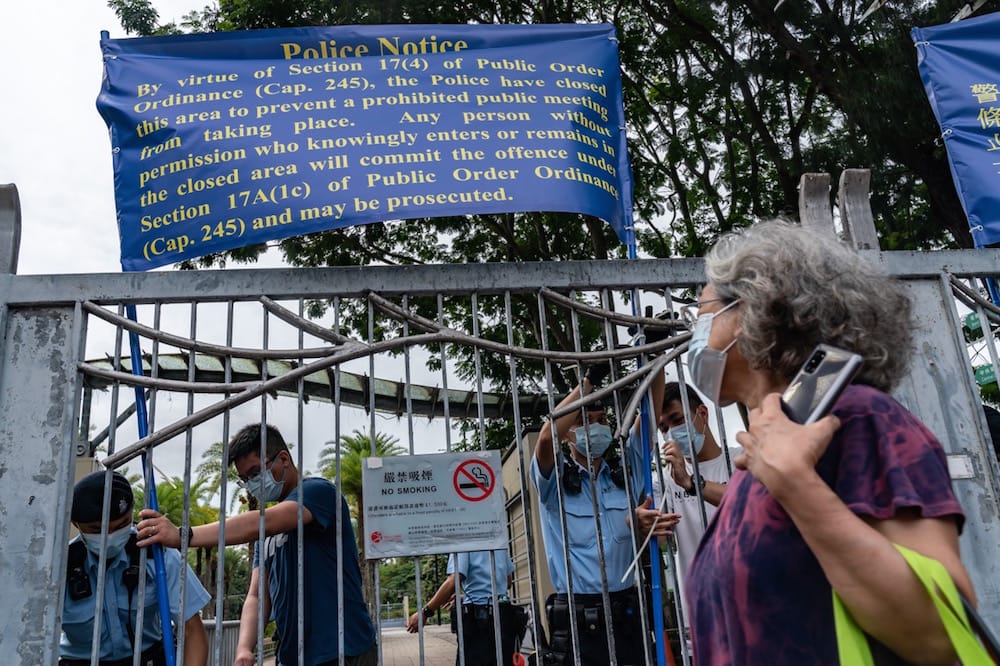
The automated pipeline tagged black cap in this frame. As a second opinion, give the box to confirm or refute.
[72,471,133,523]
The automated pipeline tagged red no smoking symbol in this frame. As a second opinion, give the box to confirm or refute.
[453,460,495,502]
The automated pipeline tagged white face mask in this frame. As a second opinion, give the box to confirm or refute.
[668,420,706,458]
[80,523,132,559]
[573,422,613,459]
[687,300,740,406]
[246,457,286,504]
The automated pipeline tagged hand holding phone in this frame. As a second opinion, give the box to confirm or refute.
[781,345,862,425]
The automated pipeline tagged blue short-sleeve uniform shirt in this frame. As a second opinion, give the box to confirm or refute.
[448,549,515,605]
[60,530,211,661]
[531,428,647,594]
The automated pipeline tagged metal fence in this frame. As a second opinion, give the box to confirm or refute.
[2,173,1000,666]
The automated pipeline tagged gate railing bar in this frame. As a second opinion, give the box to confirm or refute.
[83,301,349,359]
[951,276,1000,322]
[504,289,546,661]
[540,288,686,332]
[261,295,354,344]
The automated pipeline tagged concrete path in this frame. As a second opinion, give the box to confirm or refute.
[259,624,457,665]
[380,624,457,666]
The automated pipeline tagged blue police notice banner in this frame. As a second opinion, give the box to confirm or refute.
[97,24,633,271]
[913,11,1000,248]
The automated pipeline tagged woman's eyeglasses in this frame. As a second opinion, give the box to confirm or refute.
[679,297,730,328]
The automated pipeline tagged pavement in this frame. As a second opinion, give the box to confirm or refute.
[380,624,457,665]
[259,624,457,665]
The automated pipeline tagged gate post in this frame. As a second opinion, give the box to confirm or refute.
[0,305,85,664]
[838,169,881,250]
[0,178,83,663]
[798,173,833,233]
[0,183,22,274]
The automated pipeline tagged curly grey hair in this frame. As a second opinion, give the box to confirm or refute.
[705,220,912,392]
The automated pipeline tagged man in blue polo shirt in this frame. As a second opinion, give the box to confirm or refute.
[60,471,209,666]
[406,548,521,665]
[532,365,671,666]
[137,424,376,666]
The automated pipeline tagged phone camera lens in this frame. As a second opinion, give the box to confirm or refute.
[806,351,825,372]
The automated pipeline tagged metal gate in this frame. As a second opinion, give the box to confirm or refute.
[1,173,999,666]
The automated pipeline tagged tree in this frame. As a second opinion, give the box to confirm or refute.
[317,430,406,616]
[378,554,450,622]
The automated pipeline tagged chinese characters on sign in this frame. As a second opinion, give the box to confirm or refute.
[913,11,1000,247]
[361,450,505,559]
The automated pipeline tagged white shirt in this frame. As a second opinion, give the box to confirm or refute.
[651,446,742,624]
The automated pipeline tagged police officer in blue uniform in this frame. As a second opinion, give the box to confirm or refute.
[532,365,671,665]
[60,471,210,666]
[406,548,523,665]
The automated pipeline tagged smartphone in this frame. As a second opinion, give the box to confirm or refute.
[781,344,863,424]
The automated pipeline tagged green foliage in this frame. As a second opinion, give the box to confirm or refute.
[379,554,450,606]
[981,382,999,406]
[454,418,516,453]
[318,429,406,505]
[131,473,219,526]
[187,545,252,620]
[107,0,160,35]
[196,440,252,512]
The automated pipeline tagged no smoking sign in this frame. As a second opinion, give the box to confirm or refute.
[362,450,505,557]
[453,459,495,502]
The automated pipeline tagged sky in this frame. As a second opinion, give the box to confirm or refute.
[0,0,220,275]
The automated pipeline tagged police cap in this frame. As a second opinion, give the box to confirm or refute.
[72,471,133,523]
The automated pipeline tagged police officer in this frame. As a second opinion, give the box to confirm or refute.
[406,548,523,665]
[532,365,675,666]
[60,471,210,666]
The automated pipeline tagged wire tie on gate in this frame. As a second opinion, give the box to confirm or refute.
[621,490,674,583]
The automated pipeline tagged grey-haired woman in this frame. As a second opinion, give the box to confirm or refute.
[684,220,974,665]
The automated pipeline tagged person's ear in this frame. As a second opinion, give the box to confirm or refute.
[695,404,709,427]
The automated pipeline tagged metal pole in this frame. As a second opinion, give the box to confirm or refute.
[625,225,667,666]
[124,303,177,666]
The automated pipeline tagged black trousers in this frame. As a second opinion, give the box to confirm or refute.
[457,602,521,666]
[59,641,166,666]
[544,588,645,666]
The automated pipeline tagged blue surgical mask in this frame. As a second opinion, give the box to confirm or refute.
[573,423,613,459]
[247,458,286,504]
[668,423,706,459]
[80,523,133,559]
[687,300,740,406]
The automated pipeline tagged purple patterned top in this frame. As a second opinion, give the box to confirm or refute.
[686,384,964,665]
